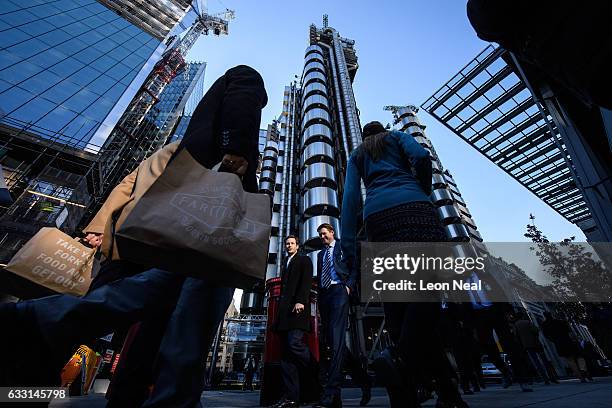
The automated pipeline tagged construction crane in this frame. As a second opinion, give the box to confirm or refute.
[79,1,235,226]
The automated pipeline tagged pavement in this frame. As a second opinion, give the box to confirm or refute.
[49,377,612,407]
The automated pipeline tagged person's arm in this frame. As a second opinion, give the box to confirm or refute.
[340,155,361,263]
[340,155,361,293]
[219,65,268,160]
[394,131,432,195]
[294,256,313,308]
[83,168,137,238]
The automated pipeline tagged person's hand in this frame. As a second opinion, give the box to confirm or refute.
[292,303,305,314]
[221,154,248,176]
[84,232,103,248]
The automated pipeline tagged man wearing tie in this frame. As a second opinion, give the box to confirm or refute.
[273,235,313,408]
[315,223,357,408]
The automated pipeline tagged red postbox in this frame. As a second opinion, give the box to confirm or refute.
[260,277,320,406]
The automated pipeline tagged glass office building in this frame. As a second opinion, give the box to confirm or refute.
[142,61,206,145]
[166,63,206,144]
[0,0,168,148]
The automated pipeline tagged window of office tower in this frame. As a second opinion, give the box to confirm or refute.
[0,0,160,148]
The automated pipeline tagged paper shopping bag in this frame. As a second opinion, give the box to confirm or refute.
[115,149,271,289]
[6,227,95,296]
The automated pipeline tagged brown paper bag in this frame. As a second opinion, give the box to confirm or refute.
[6,227,95,296]
[115,149,271,289]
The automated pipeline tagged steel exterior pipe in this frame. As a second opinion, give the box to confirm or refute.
[302,82,328,101]
[303,94,330,112]
[303,162,337,189]
[431,188,454,205]
[445,223,470,241]
[302,108,331,129]
[302,123,333,145]
[300,215,341,249]
[302,142,334,166]
[302,186,340,216]
[436,204,461,224]
[303,71,326,86]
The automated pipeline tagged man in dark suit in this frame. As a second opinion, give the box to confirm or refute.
[273,235,313,408]
[315,223,358,408]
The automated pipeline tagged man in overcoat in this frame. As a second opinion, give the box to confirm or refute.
[273,235,313,408]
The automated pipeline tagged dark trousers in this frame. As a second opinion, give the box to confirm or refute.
[279,329,311,401]
[472,306,531,383]
[19,267,234,408]
[383,302,460,407]
[344,344,370,389]
[318,284,349,398]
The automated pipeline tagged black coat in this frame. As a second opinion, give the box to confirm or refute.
[276,254,313,332]
[177,65,268,193]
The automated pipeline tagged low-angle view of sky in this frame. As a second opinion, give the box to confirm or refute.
[186,0,586,308]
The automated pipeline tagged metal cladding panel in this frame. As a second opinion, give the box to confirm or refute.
[302,142,334,165]
[260,169,275,182]
[467,225,483,241]
[413,135,431,147]
[302,108,331,129]
[240,291,262,311]
[305,44,324,56]
[263,149,278,161]
[436,205,461,224]
[406,125,424,136]
[273,191,281,205]
[259,181,275,195]
[305,52,325,65]
[302,163,337,189]
[302,82,328,100]
[431,188,453,205]
[303,123,333,145]
[300,215,341,249]
[432,161,442,174]
[265,141,279,152]
[304,71,327,86]
[269,235,279,254]
[262,159,276,170]
[432,174,447,189]
[304,60,326,75]
[445,223,470,242]
[271,212,280,228]
[303,94,330,112]
[266,263,278,280]
[302,187,339,216]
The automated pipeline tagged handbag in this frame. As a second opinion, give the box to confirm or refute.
[115,149,271,289]
[5,227,96,296]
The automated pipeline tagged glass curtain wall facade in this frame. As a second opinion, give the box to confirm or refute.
[140,61,206,146]
[0,0,163,148]
[420,46,607,240]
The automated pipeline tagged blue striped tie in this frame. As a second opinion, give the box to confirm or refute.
[321,247,333,289]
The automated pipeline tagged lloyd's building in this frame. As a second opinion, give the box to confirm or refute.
[254,18,486,403]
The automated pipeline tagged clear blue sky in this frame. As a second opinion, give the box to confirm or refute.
[186,0,585,244]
